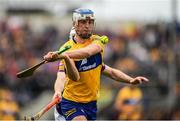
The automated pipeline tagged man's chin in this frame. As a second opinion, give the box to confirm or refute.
[80,34,92,39]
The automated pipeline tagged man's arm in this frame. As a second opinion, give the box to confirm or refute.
[59,53,80,81]
[65,35,108,59]
[44,44,101,60]
[53,57,80,99]
[44,53,80,81]
[53,72,66,100]
[102,64,149,84]
[44,35,106,61]
[65,44,101,59]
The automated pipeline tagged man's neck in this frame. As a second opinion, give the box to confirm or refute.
[74,35,88,44]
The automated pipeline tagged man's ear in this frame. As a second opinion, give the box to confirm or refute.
[73,22,78,32]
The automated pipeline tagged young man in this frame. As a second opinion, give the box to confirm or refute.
[44,8,149,121]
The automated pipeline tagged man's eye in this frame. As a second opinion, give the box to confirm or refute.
[80,20,86,24]
[79,20,94,24]
[89,20,94,24]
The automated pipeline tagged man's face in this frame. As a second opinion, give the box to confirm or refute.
[74,17,95,39]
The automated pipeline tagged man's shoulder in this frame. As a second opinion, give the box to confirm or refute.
[91,34,101,40]
[91,34,109,45]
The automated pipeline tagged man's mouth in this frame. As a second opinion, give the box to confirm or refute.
[84,30,89,32]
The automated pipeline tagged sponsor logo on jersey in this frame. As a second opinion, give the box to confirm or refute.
[80,58,87,66]
[75,53,102,72]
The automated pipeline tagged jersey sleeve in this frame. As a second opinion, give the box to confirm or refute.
[58,60,65,72]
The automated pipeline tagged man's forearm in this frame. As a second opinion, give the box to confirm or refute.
[65,44,101,59]
[103,65,133,84]
[63,56,80,81]
[65,50,90,59]
[54,73,66,93]
[111,68,133,84]
[54,80,64,93]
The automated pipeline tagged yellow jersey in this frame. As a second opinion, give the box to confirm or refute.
[58,35,104,103]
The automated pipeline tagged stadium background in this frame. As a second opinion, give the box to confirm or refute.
[0,0,179,120]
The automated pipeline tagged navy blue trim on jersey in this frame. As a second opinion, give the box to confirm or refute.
[74,53,102,72]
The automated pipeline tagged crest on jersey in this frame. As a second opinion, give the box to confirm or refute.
[80,58,87,66]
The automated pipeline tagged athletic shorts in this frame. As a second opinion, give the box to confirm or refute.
[54,102,65,121]
[54,106,66,121]
[56,102,64,115]
[59,97,97,120]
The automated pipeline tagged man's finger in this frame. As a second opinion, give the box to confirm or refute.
[136,78,142,84]
[44,61,48,63]
[139,80,142,84]
[139,77,149,82]
[44,53,52,60]
[50,54,53,58]
[143,77,149,82]
[130,79,134,83]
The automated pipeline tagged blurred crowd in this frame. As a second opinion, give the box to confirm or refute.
[0,16,180,120]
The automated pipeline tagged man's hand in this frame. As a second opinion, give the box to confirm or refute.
[53,91,62,100]
[129,76,149,85]
[44,52,68,62]
[44,51,59,62]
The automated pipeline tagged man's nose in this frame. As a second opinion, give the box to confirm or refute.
[85,22,90,27]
